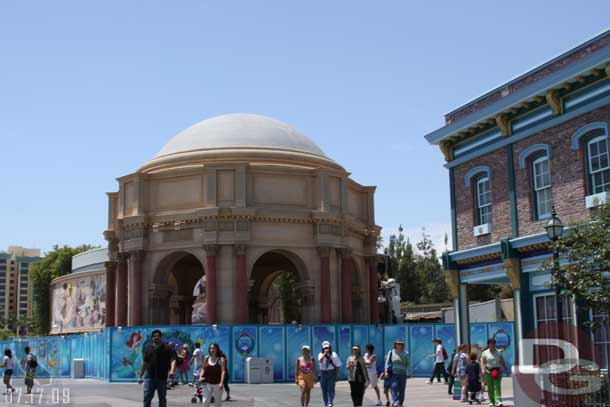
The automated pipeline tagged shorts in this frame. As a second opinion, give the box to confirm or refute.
[383,377,391,391]
[4,369,12,376]
[297,373,314,390]
[367,368,378,387]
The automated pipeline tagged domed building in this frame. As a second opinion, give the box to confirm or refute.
[103,114,380,326]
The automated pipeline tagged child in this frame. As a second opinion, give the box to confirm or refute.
[465,352,482,405]
[378,355,391,407]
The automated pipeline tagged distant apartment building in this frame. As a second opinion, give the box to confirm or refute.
[0,246,41,321]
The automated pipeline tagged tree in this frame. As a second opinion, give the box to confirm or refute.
[544,202,610,320]
[273,272,302,323]
[415,230,451,304]
[31,244,96,335]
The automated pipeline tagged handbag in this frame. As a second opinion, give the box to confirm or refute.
[489,367,500,379]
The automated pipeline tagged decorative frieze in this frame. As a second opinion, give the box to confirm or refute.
[162,229,193,243]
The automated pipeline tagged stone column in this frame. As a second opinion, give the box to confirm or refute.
[234,244,248,323]
[317,247,331,323]
[129,250,145,326]
[339,248,353,323]
[115,253,128,327]
[104,260,117,327]
[367,257,380,324]
[148,284,170,325]
[204,245,218,323]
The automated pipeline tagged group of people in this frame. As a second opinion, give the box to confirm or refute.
[295,338,411,407]
[139,329,230,407]
[0,346,38,396]
[446,338,509,406]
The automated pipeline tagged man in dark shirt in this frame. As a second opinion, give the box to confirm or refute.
[138,329,176,407]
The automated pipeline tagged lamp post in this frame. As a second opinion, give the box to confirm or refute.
[544,207,565,339]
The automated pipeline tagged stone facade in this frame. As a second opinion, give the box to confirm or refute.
[104,114,380,326]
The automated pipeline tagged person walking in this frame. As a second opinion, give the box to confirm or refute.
[199,342,226,407]
[0,349,15,395]
[427,338,448,384]
[219,348,231,401]
[178,344,190,385]
[138,329,177,407]
[384,338,410,407]
[318,341,341,407]
[466,352,482,405]
[364,344,382,406]
[452,344,470,401]
[21,346,37,395]
[447,347,458,396]
[295,345,316,407]
[189,342,203,387]
[480,338,508,407]
[346,345,369,407]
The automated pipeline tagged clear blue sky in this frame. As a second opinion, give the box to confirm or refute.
[1,1,609,253]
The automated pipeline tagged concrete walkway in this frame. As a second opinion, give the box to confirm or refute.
[0,377,514,406]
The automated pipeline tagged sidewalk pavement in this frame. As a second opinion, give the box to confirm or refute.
[0,377,513,406]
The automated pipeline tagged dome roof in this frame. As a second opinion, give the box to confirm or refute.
[156,114,326,158]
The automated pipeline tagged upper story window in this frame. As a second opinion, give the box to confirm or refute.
[572,123,610,203]
[587,135,610,194]
[476,176,492,226]
[464,165,493,231]
[532,156,553,219]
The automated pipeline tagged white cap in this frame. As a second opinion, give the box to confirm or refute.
[302,345,310,351]
[322,341,331,348]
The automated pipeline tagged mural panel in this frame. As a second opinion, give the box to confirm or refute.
[487,322,514,373]
[258,326,285,381]
[232,326,257,383]
[409,325,434,375]
[286,325,311,381]
[51,272,106,333]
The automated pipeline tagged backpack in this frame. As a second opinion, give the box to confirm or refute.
[29,355,38,369]
[442,347,448,361]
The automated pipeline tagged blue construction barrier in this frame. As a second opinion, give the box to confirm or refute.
[0,322,514,382]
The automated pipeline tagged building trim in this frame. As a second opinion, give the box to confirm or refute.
[445,92,610,168]
[464,166,493,187]
[571,121,609,150]
[508,144,519,236]
[449,168,458,251]
[518,144,552,169]
[425,45,610,145]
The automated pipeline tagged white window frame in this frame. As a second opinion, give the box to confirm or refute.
[476,176,492,226]
[587,135,610,194]
[532,156,553,219]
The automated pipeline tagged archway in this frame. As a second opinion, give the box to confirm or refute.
[152,251,205,325]
[249,251,304,324]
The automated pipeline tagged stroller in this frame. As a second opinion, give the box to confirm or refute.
[190,382,204,403]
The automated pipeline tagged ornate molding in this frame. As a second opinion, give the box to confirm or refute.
[337,247,353,258]
[129,250,145,262]
[103,260,117,274]
[203,244,219,256]
[234,244,247,256]
[440,140,454,161]
[503,258,521,289]
[495,113,512,137]
[445,269,459,299]
[546,89,564,116]
[317,246,331,257]
[117,252,129,264]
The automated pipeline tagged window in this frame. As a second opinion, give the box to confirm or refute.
[587,136,610,194]
[534,293,574,364]
[476,176,492,225]
[532,156,553,219]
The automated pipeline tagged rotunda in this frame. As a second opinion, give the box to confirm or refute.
[103,114,380,325]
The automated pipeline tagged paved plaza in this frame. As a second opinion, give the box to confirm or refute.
[0,378,514,406]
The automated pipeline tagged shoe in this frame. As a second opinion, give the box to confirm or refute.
[376,401,382,406]
[475,401,481,405]
[497,404,503,407]
[426,381,432,384]
[469,402,473,406]
[225,395,231,401]
[386,402,390,407]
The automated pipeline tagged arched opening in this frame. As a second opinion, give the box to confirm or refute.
[249,251,304,324]
[152,252,205,325]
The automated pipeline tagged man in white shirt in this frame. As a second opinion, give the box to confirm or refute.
[318,341,342,407]
[189,342,204,387]
[427,338,449,384]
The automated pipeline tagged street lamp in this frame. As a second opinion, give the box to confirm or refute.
[545,207,565,338]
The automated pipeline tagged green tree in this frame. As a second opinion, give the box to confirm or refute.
[415,230,451,304]
[31,244,96,335]
[386,226,420,303]
[544,202,610,320]
[273,272,302,323]
[0,329,14,340]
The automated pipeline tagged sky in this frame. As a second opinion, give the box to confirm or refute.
[1,1,609,254]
